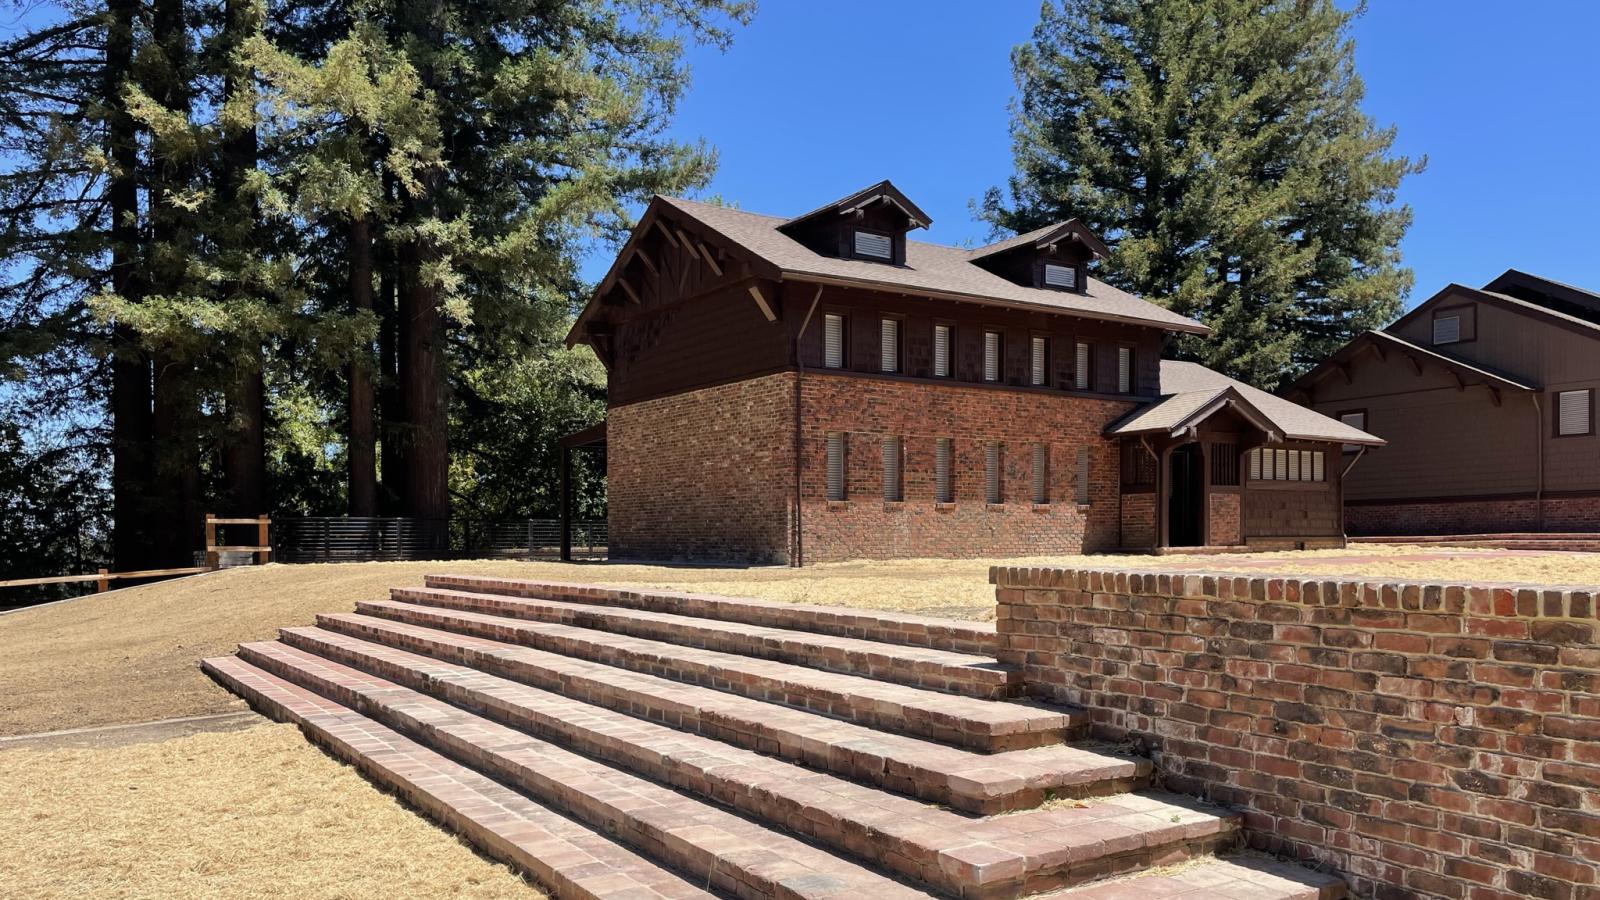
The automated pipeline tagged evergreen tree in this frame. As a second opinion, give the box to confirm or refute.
[982,0,1422,388]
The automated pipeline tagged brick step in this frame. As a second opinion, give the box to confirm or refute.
[424,575,999,654]
[1050,856,1346,899]
[391,585,1017,699]
[286,621,1147,813]
[351,600,1079,752]
[219,646,939,900]
[238,639,1240,899]
[200,656,718,900]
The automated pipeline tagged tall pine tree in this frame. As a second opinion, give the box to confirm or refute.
[982,0,1422,388]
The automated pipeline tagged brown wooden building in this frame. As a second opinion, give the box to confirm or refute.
[1286,270,1600,536]
[569,180,1380,563]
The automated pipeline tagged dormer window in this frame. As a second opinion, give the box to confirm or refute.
[1043,264,1077,290]
[854,231,892,260]
[969,218,1108,292]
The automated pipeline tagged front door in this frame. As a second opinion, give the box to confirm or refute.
[1167,443,1205,547]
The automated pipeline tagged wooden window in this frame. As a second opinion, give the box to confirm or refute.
[825,432,846,501]
[1030,336,1048,386]
[854,231,891,259]
[1121,442,1155,487]
[984,441,1002,503]
[1274,448,1288,480]
[1312,451,1325,482]
[935,438,954,503]
[1117,346,1133,393]
[823,314,845,368]
[880,318,900,373]
[1044,263,1076,290]
[1074,342,1092,390]
[1339,410,1367,454]
[983,331,1002,382]
[1248,448,1262,481]
[1247,447,1326,482]
[1031,444,1049,504]
[932,324,952,377]
[1211,442,1239,486]
[1075,446,1091,504]
[881,437,902,501]
[1557,389,1593,436]
[1432,314,1461,345]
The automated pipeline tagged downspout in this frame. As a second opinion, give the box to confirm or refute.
[1532,393,1545,531]
[791,286,824,567]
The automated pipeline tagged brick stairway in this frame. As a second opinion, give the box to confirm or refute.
[204,575,1346,900]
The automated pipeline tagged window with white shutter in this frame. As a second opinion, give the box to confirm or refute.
[1075,446,1091,504]
[933,324,952,377]
[1558,389,1593,436]
[1030,337,1047,386]
[1074,342,1092,390]
[1031,444,1049,504]
[1248,448,1262,481]
[1247,447,1326,482]
[880,318,899,373]
[983,331,1001,382]
[1312,451,1325,482]
[935,438,954,503]
[1117,346,1133,393]
[1339,411,1367,454]
[882,437,902,501]
[984,441,1002,503]
[1043,264,1077,290]
[823,314,844,368]
[1287,449,1301,481]
[1274,448,1288,480]
[854,231,892,259]
[825,432,846,501]
[1432,314,1461,345]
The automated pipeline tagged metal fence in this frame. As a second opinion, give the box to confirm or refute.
[273,517,606,563]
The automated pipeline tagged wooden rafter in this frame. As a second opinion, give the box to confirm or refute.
[617,278,641,305]
[634,246,658,274]
[653,219,679,248]
[747,284,777,322]
[696,240,724,277]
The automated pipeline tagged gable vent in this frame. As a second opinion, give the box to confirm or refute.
[1432,315,1460,345]
[1044,264,1077,289]
[854,231,892,259]
[1559,390,1592,436]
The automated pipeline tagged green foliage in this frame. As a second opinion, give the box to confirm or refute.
[983,0,1422,388]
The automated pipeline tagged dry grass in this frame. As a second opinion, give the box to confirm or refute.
[4,546,1599,736]
[0,721,540,899]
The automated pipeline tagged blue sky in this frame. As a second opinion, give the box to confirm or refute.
[594,1,1600,311]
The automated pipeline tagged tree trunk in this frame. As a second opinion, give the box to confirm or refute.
[399,216,449,522]
[378,174,404,514]
[107,0,151,571]
[221,372,264,515]
[347,215,377,516]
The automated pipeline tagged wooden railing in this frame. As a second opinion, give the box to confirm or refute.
[1,513,273,598]
[205,514,272,568]
[0,566,209,594]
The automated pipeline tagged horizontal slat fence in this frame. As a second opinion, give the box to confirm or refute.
[273,517,606,563]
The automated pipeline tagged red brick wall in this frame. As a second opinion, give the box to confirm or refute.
[1349,495,1600,536]
[1209,491,1242,546]
[994,566,1600,900]
[1120,492,1155,549]
[795,372,1137,562]
[608,374,795,563]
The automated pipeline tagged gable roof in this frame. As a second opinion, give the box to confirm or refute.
[1389,282,1600,341]
[1283,329,1537,399]
[1110,361,1384,446]
[630,196,1207,335]
[1481,269,1600,321]
[781,179,932,232]
[968,219,1111,262]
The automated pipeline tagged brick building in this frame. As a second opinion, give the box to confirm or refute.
[569,181,1379,563]
[1286,270,1600,536]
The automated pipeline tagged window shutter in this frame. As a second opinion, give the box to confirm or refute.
[1030,337,1047,386]
[1075,446,1091,504]
[1312,451,1325,482]
[880,319,899,373]
[1559,390,1592,436]
[984,441,1002,503]
[1247,449,1260,481]
[1031,444,1048,504]
[823,314,844,368]
[1274,448,1288,480]
[984,332,1001,382]
[1117,346,1132,393]
[933,324,951,377]
[1432,315,1461,345]
[1287,449,1301,481]
[1075,342,1091,390]
[826,433,846,501]
[1044,264,1076,289]
[854,231,891,259]
[882,437,902,501]
[935,438,954,503]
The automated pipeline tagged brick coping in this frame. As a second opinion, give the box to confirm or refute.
[989,565,1598,621]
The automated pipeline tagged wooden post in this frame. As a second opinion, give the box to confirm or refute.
[204,515,219,569]
[559,445,572,562]
[96,568,109,593]
[257,514,271,564]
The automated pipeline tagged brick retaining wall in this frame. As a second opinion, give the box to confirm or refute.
[1348,495,1600,537]
[992,565,1600,900]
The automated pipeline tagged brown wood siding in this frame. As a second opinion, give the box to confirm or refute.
[1244,484,1340,537]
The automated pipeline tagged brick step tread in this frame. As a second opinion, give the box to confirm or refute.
[200,656,717,900]
[392,585,1017,698]
[1049,856,1346,899]
[425,575,998,655]
[217,648,940,900]
[351,600,1079,752]
[304,616,1144,813]
[240,639,1237,899]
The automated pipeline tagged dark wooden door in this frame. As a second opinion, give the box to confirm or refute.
[1168,444,1204,547]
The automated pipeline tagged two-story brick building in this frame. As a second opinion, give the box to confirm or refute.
[569,181,1380,563]
[1286,270,1600,536]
